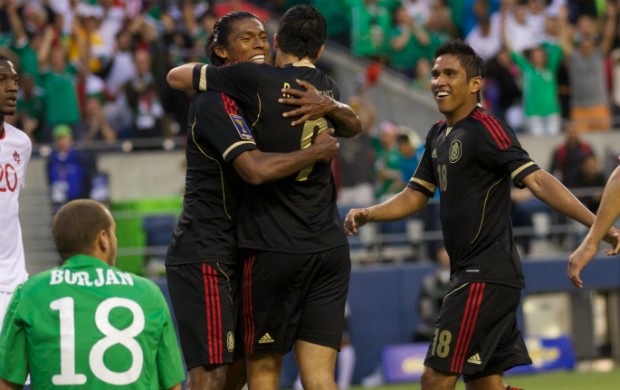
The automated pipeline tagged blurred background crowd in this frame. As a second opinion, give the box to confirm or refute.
[3,0,620,264]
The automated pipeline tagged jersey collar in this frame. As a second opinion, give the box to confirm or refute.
[62,254,109,268]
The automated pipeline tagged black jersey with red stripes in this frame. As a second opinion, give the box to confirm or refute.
[166,91,257,266]
[191,62,347,254]
[409,106,539,288]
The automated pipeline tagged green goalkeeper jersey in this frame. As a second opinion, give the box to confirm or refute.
[0,255,185,389]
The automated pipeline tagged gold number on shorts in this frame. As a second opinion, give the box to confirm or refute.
[295,117,329,182]
[430,328,452,358]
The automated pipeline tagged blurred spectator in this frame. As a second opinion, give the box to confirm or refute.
[560,3,616,132]
[124,49,165,141]
[574,154,607,213]
[448,0,499,38]
[483,48,523,131]
[421,0,455,59]
[348,0,394,60]
[15,73,45,143]
[100,29,136,137]
[77,96,117,144]
[5,0,40,79]
[388,5,430,77]
[404,0,431,26]
[502,0,545,52]
[337,87,377,206]
[373,121,402,200]
[313,0,352,48]
[396,132,420,183]
[466,0,502,61]
[37,27,81,141]
[502,2,563,136]
[47,125,94,213]
[549,121,594,187]
[411,246,450,342]
[411,56,432,91]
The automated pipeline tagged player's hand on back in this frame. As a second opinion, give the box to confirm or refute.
[602,226,620,255]
[279,79,333,126]
[344,208,369,236]
[312,128,339,162]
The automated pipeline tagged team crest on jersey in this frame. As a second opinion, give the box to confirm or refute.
[229,114,253,140]
[13,151,20,165]
[227,331,235,352]
[449,140,462,163]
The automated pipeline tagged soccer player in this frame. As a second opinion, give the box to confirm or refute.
[165,11,341,390]
[167,5,361,390]
[0,199,185,389]
[569,164,620,288]
[0,56,31,333]
[344,40,619,390]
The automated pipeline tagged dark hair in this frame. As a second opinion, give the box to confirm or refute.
[434,39,485,80]
[277,5,326,60]
[52,199,113,261]
[207,11,261,66]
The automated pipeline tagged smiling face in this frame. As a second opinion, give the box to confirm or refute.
[431,54,481,125]
[215,17,270,66]
[0,60,19,118]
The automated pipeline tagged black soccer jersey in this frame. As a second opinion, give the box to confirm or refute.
[192,62,347,253]
[409,106,540,288]
[166,91,257,265]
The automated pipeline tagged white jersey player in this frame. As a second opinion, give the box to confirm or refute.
[0,57,32,331]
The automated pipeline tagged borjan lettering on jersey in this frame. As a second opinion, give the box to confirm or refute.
[49,268,135,287]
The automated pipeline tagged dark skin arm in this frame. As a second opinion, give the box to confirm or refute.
[232,129,339,185]
[0,379,22,390]
[165,66,362,137]
[279,79,362,138]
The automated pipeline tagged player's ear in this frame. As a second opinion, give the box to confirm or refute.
[469,76,483,96]
[95,229,109,254]
[213,44,228,63]
[273,33,279,50]
[315,44,325,61]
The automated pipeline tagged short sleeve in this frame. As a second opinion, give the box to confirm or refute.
[193,92,257,162]
[408,125,438,197]
[192,63,261,108]
[0,286,29,385]
[155,288,185,388]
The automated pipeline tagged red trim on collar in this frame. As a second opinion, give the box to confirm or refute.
[0,126,5,140]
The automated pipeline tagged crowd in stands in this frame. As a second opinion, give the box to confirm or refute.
[2,0,619,261]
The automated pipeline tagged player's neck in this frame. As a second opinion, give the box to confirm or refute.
[444,102,478,126]
[275,52,314,68]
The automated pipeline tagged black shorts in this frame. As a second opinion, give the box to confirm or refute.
[166,262,240,369]
[241,245,351,354]
[424,282,532,382]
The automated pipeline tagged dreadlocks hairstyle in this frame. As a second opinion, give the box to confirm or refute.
[434,39,485,80]
[206,11,262,66]
[276,5,326,60]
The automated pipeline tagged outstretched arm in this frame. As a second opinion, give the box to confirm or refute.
[232,129,339,185]
[166,63,200,91]
[344,187,428,235]
[569,165,620,288]
[279,79,362,138]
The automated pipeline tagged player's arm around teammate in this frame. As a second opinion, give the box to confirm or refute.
[167,68,361,138]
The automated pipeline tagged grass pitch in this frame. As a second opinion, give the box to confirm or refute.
[352,369,620,390]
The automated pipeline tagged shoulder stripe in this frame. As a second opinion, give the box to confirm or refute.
[222,141,255,160]
[486,114,511,148]
[199,65,208,91]
[472,111,510,150]
[510,161,537,179]
[221,93,238,115]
